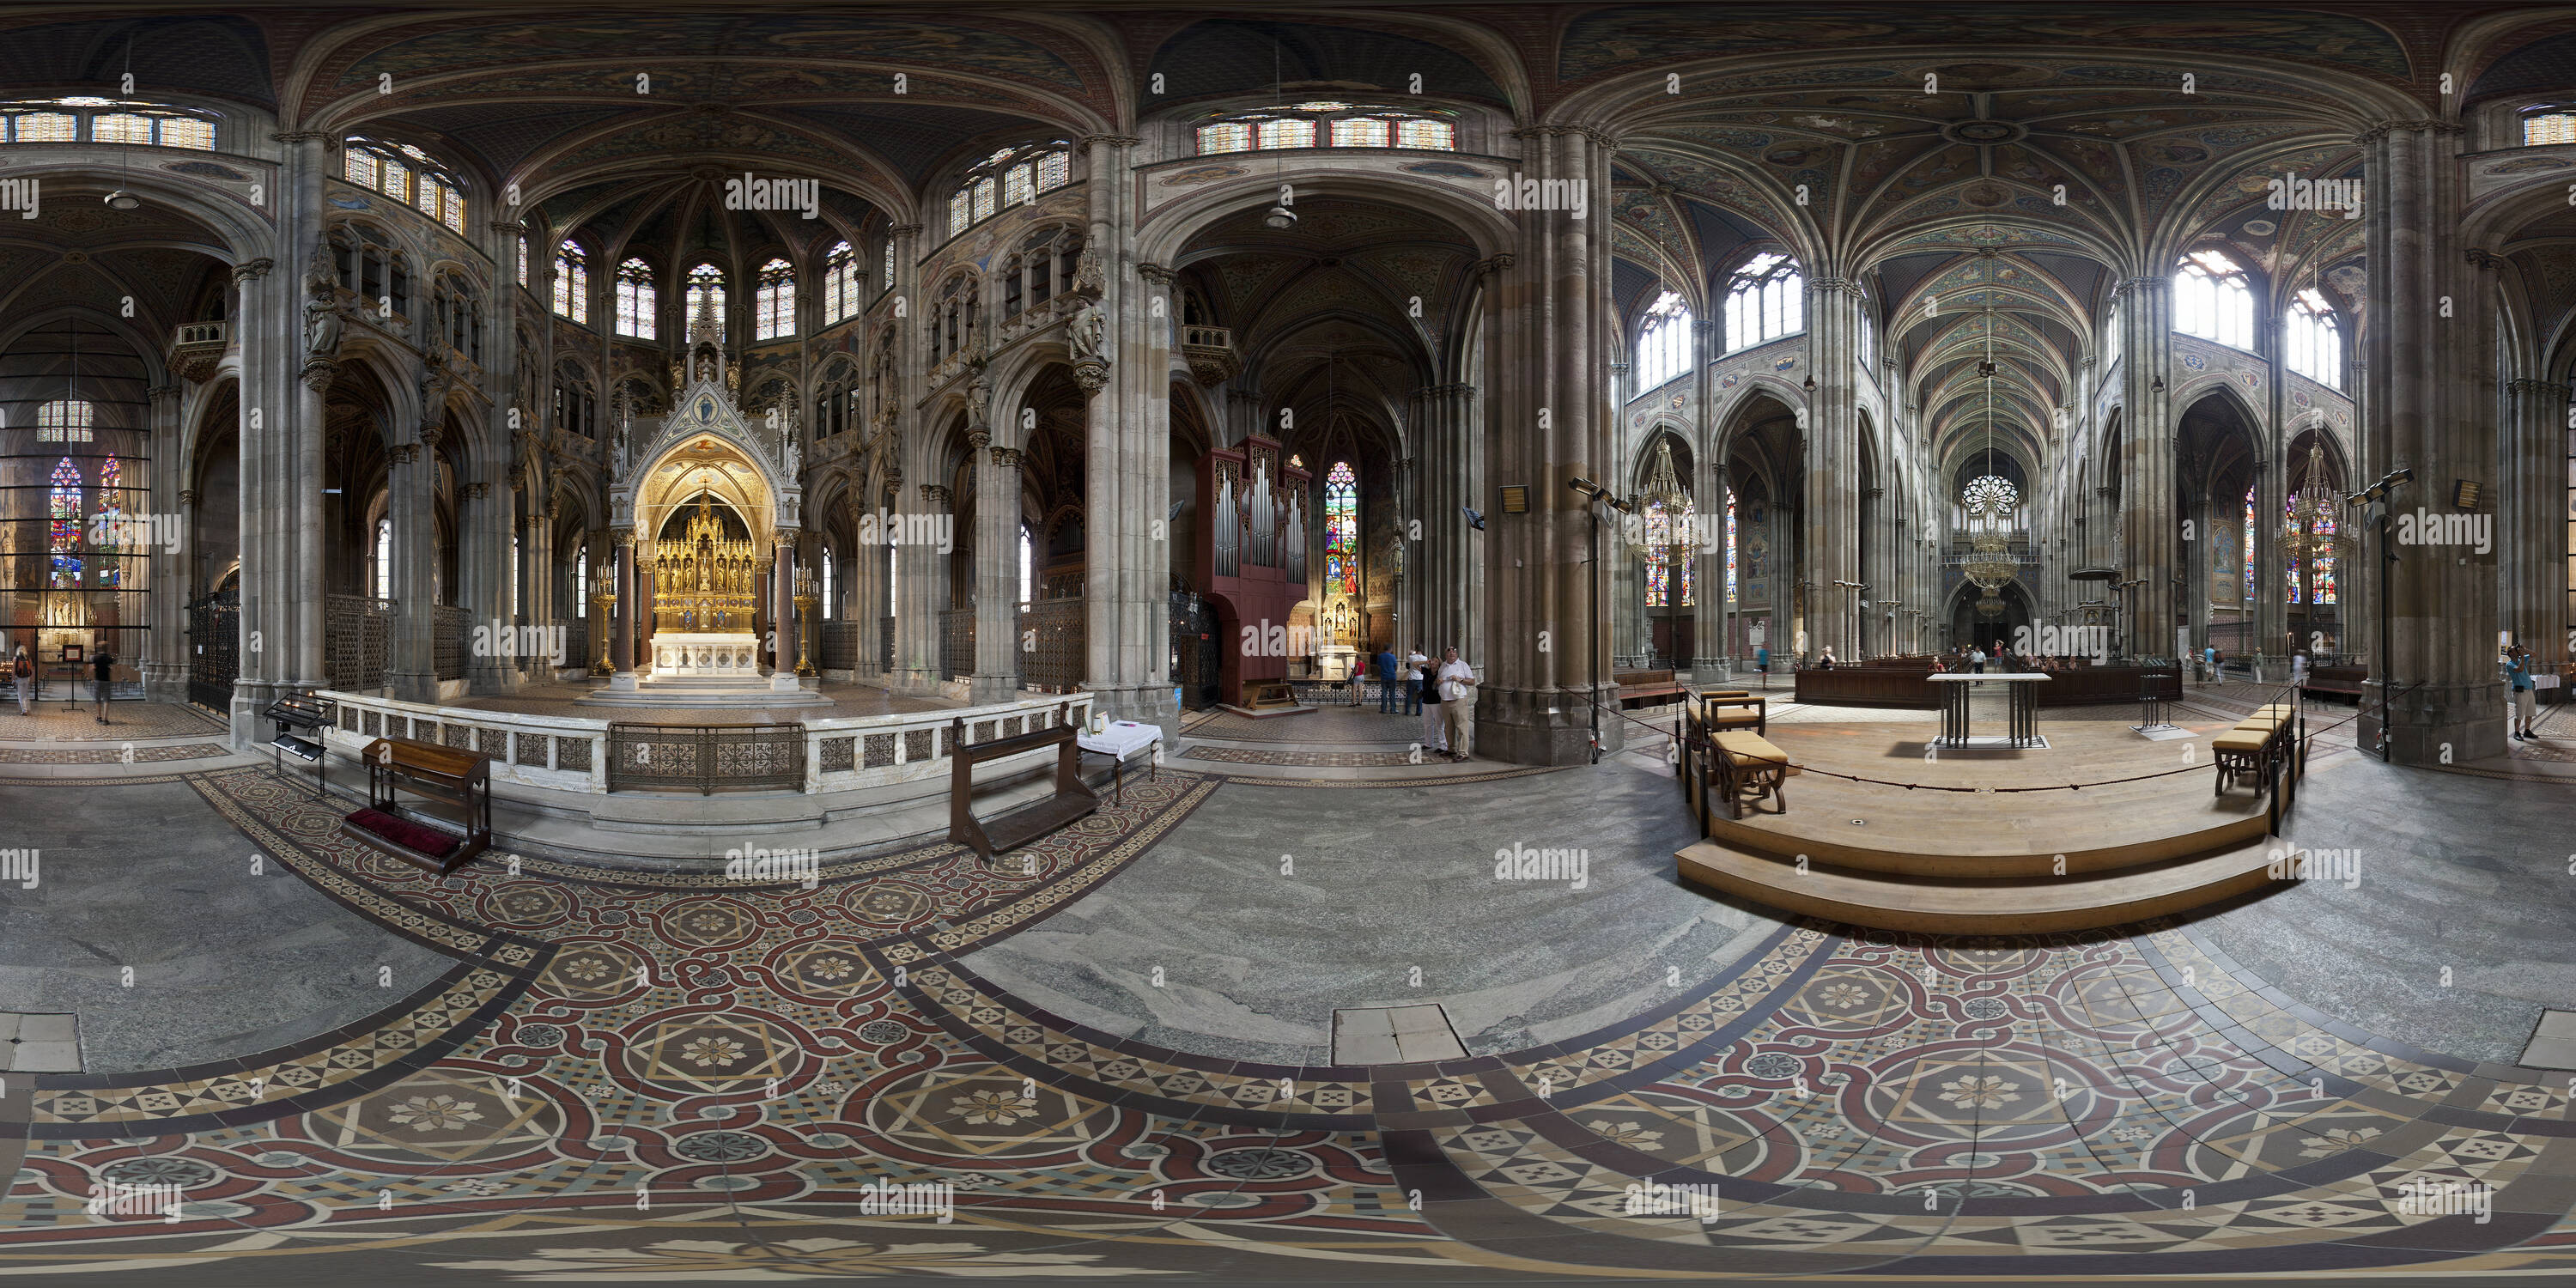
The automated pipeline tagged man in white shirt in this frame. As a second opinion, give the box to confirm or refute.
[1437,647,1479,761]
[1405,646,1429,717]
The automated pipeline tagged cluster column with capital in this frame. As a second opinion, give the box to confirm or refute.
[2114,274,2178,658]
[971,428,1024,702]
[1803,274,1865,662]
[2357,119,2495,761]
[1077,133,1178,733]
[1479,125,1618,764]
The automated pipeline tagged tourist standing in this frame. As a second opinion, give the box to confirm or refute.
[1970,646,1985,675]
[2507,644,2537,740]
[1376,645,1400,714]
[1404,645,1427,715]
[9,645,31,715]
[1437,647,1479,761]
[1817,646,1837,671]
[2203,643,2218,684]
[1755,643,1768,685]
[1418,653,1446,756]
[90,645,115,725]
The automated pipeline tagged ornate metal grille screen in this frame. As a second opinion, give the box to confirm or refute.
[1019,596,1084,692]
[186,589,239,714]
[939,608,974,680]
[606,722,806,793]
[434,605,471,681]
[821,620,857,671]
[325,594,394,690]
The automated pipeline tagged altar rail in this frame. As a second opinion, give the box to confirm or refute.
[316,690,1093,797]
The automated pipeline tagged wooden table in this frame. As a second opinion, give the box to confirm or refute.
[1929,673,2050,749]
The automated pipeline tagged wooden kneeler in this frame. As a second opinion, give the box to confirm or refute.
[949,706,1100,867]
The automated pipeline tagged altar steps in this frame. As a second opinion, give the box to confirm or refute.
[1676,834,2287,935]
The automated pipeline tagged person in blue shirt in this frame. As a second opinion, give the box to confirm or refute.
[1755,644,1768,677]
[2506,644,2537,740]
[1376,646,1400,714]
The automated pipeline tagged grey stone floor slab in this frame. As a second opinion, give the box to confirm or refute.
[0,780,458,1073]
[2196,754,2576,1066]
[962,755,1769,1066]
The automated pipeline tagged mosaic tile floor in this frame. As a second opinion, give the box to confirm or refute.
[3,763,2573,1284]
[0,702,228,741]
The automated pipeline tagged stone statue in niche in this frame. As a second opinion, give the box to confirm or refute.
[966,380,990,427]
[1068,301,1106,363]
[305,295,343,357]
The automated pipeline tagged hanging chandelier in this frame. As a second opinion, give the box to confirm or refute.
[1957,300,2021,599]
[2285,442,2342,558]
[1628,439,1692,553]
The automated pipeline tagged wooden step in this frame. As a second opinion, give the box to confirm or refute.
[1676,835,2289,935]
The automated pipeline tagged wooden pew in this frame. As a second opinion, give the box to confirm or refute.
[949,704,1100,866]
[1615,667,1684,710]
[341,737,493,874]
[2301,665,2366,702]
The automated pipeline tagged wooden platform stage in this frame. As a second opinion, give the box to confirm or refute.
[1678,713,2296,935]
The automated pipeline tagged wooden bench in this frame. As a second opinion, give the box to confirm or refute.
[2301,665,2366,702]
[341,737,492,874]
[1615,668,1684,710]
[949,704,1100,867]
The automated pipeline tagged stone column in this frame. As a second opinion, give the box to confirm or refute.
[1075,133,1177,734]
[612,531,636,677]
[772,539,793,674]
[2502,379,2566,665]
[2360,120,2497,762]
[1415,380,1481,659]
[1805,276,1864,660]
[386,433,436,701]
[1479,125,1616,764]
[970,432,1023,702]
[141,384,186,701]
[226,255,283,744]
[2111,275,2175,657]
[892,483,947,691]
[1692,316,1724,677]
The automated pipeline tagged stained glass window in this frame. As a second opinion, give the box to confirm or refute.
[754,258,795,340]
[1724,252,1802,352]
[49,457,82,589]
[2175,248,2253,350]
[823,240,860,323]
[2313,506,2337,605]
[2526,112,2576,146]
[1635,290,1692,389]
[553,240,586,323]
[1325,462,1358,597]
[1396,118,1455,149]
[615,258,654,338]
[1198,122,1252,154]
[1331,118,1390,148]
[2244,487,2255,604]
[94,456,123,588]
[686,264,726,341]
[1726,496,1738,604]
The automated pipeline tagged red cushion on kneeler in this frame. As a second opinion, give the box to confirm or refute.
[346,807,460,859]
